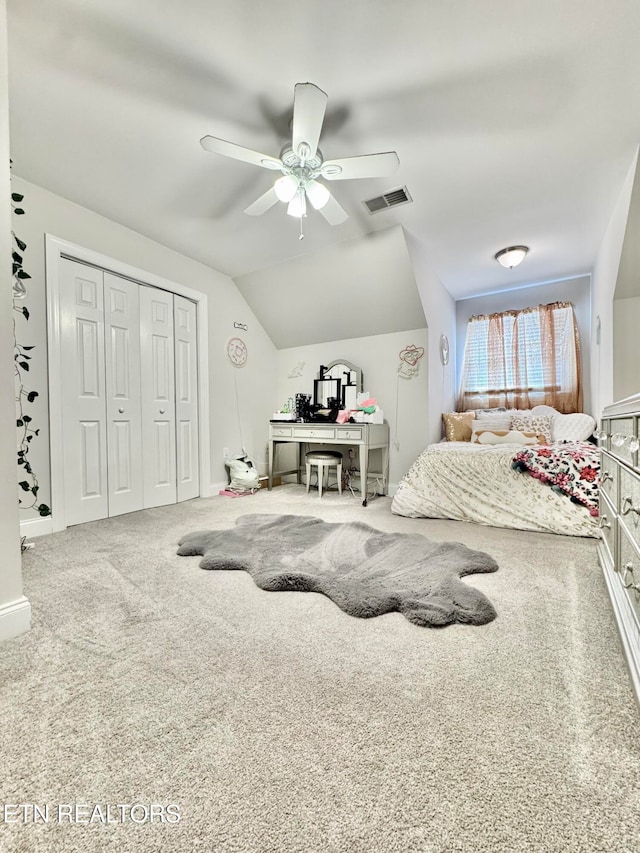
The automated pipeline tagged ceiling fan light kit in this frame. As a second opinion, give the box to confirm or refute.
[495,245,529,268]
[200,82,400,234]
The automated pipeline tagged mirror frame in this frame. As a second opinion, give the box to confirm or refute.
[319,360,363,408]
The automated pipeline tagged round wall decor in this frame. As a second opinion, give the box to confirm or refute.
[439,334,450,366]
[227,337,248,367]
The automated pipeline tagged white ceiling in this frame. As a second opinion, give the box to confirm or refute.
[7,0,640,301]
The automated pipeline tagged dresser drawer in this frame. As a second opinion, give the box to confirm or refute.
[610,416,637,466]
[337,427,363,441]
[271,426,293,438]
[599,491,617,566]
[293,427,336,440]
[600,451,618,510]
[620,464,640,549]
[618,524,640,626]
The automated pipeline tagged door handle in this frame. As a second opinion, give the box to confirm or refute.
[622,496,640,516]
[159,409,165,414]
[118,407,125,414]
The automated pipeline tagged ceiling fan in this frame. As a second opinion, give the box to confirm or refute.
[200,82,400,237]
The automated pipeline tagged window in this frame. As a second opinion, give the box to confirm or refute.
[458,301,582,413]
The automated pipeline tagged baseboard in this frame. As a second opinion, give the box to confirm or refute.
[19,515,54,540]
[0,596,31,641]
[210,481,229,494]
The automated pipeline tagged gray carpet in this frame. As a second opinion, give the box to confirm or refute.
[1,485,639,853]
[177,513,499,626]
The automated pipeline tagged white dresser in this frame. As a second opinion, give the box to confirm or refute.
[598,393,640,703]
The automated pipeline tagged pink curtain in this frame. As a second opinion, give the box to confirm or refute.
[458,302,582,413]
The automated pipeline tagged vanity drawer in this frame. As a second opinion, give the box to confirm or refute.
[338,427,363,440]
[293,427,336,440]
[599,491,616,567]
[618,525,640,626]
[609,416,637,466]
[271,426,293,438]
[619,465,640,549]
[600,451,618,510]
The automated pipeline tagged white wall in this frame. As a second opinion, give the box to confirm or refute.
[234,225,426,349]
[613,295,640,401]
[11,176,278,526]
[277,328,429,490]
[591,149,638,417]
[455,275,593,415]
[1,0,30,639]
[402,229,457,443]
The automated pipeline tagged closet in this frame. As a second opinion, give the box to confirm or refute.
[59,258,200,526]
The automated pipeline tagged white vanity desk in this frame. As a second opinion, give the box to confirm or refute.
[268,421,390,506]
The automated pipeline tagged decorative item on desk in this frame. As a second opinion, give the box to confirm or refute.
[271,399,296,421]
[295,393,312,421]
[352,393,384,424]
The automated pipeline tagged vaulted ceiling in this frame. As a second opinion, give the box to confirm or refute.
[7,0,640,304]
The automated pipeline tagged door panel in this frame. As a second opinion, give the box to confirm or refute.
[140,286,177,507]
[104,274,143,516]
[174,295,200,501]
[60,260,108,525]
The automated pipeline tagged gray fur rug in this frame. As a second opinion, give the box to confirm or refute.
[177,514,499,627]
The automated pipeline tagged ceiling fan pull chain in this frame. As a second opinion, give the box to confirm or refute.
[299,216,304,240]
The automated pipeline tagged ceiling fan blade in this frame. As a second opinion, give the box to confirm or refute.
[321,151,400,180]
[318,193,348,226]
[200,135,282,170]
[292,82,328,161]
[244,187,280,216]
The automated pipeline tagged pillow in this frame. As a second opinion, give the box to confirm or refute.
[530,405,557,418]
[530,406,596,442]
[471,429,541,446]
[510,413,554,444]
[551,412,596,442]
[473,412,513,432]
[442,411,475,442]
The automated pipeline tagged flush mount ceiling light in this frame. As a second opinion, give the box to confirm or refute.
[494,245,529,268]
[200,82,399,240]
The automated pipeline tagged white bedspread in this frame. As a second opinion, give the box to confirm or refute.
[391,442,600,538]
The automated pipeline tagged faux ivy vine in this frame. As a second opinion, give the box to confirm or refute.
[12,188,51,517]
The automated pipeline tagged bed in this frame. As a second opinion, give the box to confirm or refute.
[391,411,601,538]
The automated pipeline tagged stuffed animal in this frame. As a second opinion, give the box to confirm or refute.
[225,454,260,492]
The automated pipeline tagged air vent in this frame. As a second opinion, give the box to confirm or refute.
[363,186,413,214]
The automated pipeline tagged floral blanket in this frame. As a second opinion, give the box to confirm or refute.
[511,441,600,516]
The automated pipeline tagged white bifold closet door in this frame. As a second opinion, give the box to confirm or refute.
[105,274,144,516]
[60,259,199,526]
[140,285,177,508]
[173,295,200,502]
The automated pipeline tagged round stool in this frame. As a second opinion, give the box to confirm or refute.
[305,451,343,498]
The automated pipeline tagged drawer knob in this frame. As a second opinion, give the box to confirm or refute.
[599,515,611,530]
[621,496,640,516]
[622,562,640,593]
[601,471,613,483]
